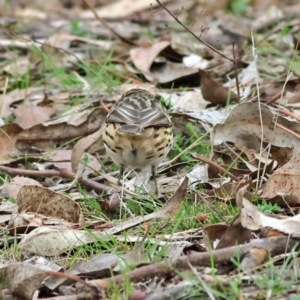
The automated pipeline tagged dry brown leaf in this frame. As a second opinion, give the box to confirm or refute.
[203,224,228,249]
[260,228,286,238]
[199,69,239,105]
[4,176,42,200]
[46,150,72,162]
[14,105,55,129]
[211,102,300,152]
[76,152,102,177]
[0,263,49,299]
[81,0,170,19]
[0,87,45,118]
[262,153,300,200]
[211,180,253,202]
[0,123,23,163]
[16,185,84,224]
[217,215,252,249]
[71,124,105,173]
[17,107,106,151]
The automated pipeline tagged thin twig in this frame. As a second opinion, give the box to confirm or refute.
[156,0,234,63]
[278,108,300,122]
[232,41,241,100]
[82,0,136,46]
[0,165,117,195]
[190,152,240,182]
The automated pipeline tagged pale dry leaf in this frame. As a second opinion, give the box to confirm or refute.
[186,165,209,187]
[145,61,199,84]
[46,33,112,50]
[225,61,260,100]
[130,41,171,74]
[130,41,198,84]
[252,5,284,30]
[0,88,45,118]
[179,108,226,132]
[262,153,300,199]
[0,215,11,224]
[8,211,75,229]
[9,211,43,228]
[241,197,300,235]
[45,106,94,126]
[45,237,145,289]
[0,201,17,213]
[3,57,31,77]
[211,102,300,152]
[16,185,84,224]
[168,91,210,112]
[18,227,105,256]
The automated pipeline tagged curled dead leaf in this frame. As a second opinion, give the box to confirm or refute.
[199,69,239,105]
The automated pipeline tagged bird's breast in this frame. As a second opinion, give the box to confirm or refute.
[103,123,173,169]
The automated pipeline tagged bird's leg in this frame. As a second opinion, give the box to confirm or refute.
[152,165,158,197]
[118,165,124,186]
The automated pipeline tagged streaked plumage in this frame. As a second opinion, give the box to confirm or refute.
[102,89,173,195]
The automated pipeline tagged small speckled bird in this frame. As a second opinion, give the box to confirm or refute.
[102,89,173,195]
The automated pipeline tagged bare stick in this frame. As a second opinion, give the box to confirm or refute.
[82,0,136,46]
[232,41,241,100]
[190,152,240,182]
[95,236,299,286]
[156,0,234,63]
[0,165,117,195]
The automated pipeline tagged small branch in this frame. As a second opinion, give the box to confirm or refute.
[0,165,117,195]
[265,90,282,105]
[190,152,240,182]
[82,0,136,46]
[232,42,241,100]
[156,0,234,63]
[96,236,299,286]
[278,108,300,122]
